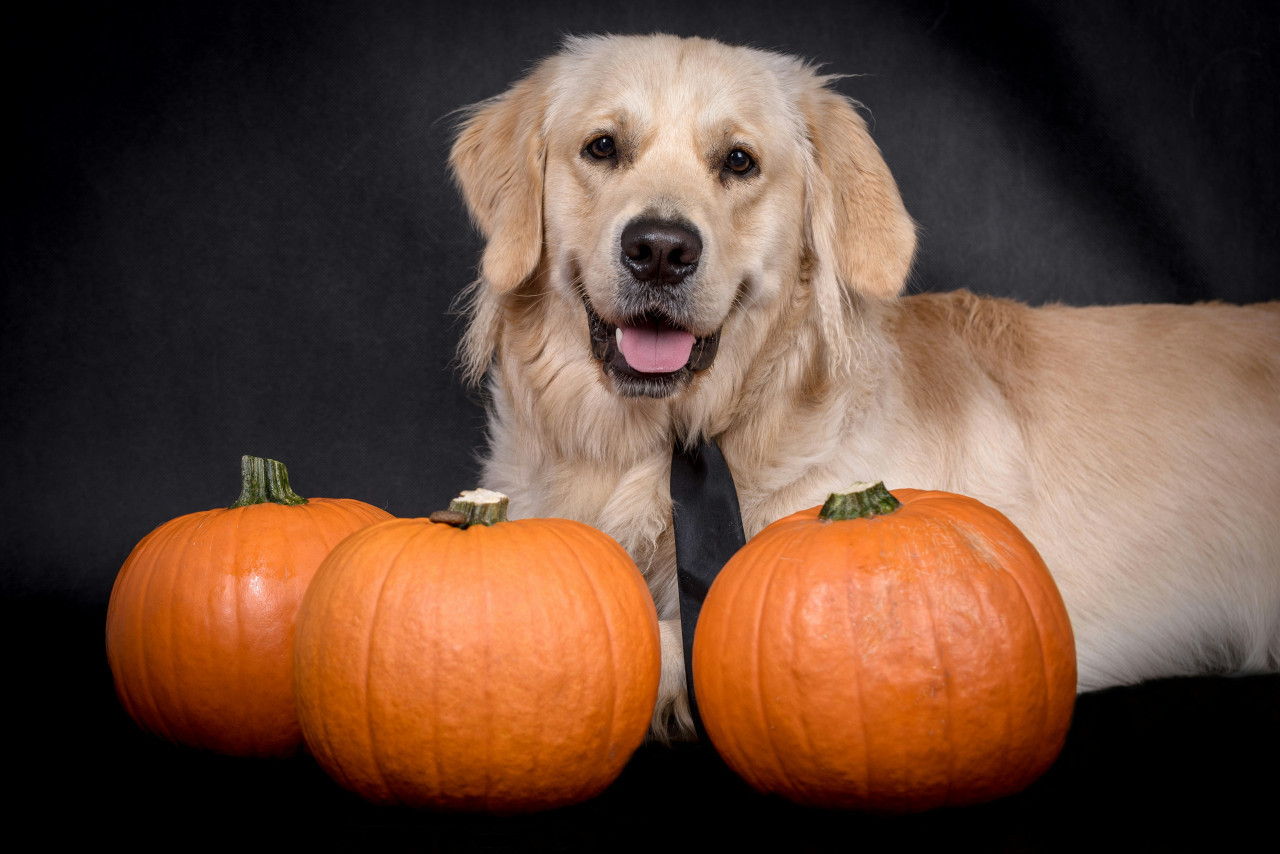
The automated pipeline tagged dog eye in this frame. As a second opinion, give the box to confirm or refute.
[724,148,754,174]
[586,136,617,159]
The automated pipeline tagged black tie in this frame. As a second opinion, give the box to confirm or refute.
[670,438,746,739]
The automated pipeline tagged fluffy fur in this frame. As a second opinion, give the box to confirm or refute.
[449,33,1280,741]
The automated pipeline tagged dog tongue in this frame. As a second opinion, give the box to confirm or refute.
[617,320,696,373]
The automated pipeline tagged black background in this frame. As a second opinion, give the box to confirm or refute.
[5,1,1278,847]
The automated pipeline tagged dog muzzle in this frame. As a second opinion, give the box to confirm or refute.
[585,299,721,397]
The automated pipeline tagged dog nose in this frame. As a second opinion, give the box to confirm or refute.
[620,218,702,286]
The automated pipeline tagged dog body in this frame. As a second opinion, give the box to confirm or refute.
[450,34,1280,739]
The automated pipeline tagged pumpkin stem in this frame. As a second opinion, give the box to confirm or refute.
[435,488,510,527]
[819,481,901,522]
[229,455,308,508]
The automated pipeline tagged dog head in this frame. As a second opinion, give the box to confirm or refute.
[450,34,915,403]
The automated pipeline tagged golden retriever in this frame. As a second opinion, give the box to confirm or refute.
[449,33,1280,741]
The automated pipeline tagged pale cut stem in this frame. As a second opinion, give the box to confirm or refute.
[443,488,510,527]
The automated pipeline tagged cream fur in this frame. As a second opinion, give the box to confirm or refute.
[449,34,1280,741]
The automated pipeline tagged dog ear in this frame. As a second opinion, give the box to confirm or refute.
[802,85,916,302]
[449,73,548,293]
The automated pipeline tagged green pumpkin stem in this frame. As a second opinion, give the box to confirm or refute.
[432,488,510,528]
[819,481,901,522]
[229,455,308,508]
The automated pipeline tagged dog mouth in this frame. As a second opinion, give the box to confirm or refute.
[585,298,721,397]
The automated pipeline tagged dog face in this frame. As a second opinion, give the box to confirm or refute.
[451,34,916,404]
[537,39,814,398]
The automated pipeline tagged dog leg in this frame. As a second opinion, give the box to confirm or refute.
[651,618,695,742]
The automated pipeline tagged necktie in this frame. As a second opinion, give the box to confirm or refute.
[670,438,746,739]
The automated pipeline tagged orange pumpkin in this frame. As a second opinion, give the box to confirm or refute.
[292,489,661,813]
[105,455,392,757]
[692,482,1076,813]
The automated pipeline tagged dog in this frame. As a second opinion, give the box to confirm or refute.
[449,33,1280,741]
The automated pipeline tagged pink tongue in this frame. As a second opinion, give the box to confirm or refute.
[617,321,696,373]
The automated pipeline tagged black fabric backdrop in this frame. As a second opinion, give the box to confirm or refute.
[5,0,1277,847]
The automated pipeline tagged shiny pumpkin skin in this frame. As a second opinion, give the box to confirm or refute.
[105,497,393,757]
[692,488,1077,813]
[292,515,661,813]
